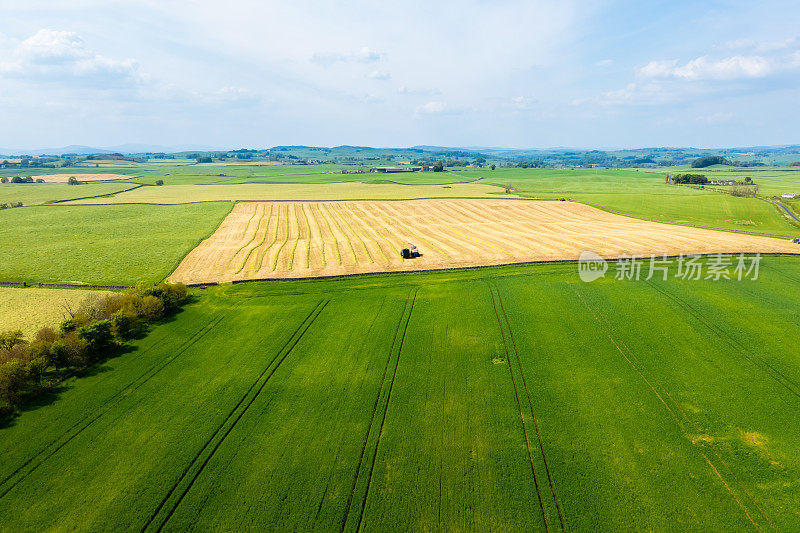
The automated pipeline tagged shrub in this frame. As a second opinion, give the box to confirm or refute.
[0,177,7,183]
[67,176,79,185]
[137,295,165,321]
[691,156,730,168]
[0,360,30,406]
[35,178,44,183]
[25,357,48,386]
[0,330,25,352]
[77,320,115,360]
[155,179,164,186]
[111,311,140,340]
[673,173,708,185]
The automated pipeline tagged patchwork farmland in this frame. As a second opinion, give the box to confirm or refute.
[3,260,800,530]
[171,198,800,284]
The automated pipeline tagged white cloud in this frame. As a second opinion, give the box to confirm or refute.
[415,101,445,114]
[398,85,441,96]
[367,70,391,80]
[639,55,773,80]
[310,47,383,66]
[508,96,535,109]
[698,112,734,124]
[596,59,613,67]
[724,38,797,53]
[574,82,673,107]
[0,29,140,85]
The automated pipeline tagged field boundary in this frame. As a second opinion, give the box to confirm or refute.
[37,282,132,290]
[43,183,144,205]
[225,252,800,285]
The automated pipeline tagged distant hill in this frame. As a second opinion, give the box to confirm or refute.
[0,143,223,156]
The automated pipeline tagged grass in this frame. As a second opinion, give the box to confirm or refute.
[0,287,114,338]
[0,182,138,206]
[2,257,800,530]
[62,182,507,204]
[0,203,232,285]
[454,167,800,235]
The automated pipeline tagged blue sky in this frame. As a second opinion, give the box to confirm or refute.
[1,0,798,150]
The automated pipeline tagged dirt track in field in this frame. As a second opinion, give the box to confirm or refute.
[30,173,133,182]
[169,199,800,284]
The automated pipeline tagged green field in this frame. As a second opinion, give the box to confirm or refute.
[62,181,507,204]
[0,203,232,285]
[2,258,799,530]
[7,162,800,235]
[0,182,138,206]
[454,168,800,235]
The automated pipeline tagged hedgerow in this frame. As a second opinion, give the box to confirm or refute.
[0,282,189,418]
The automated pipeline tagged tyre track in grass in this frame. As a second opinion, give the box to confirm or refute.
[642,280,783,529]
[646,280,800,401]
[311,295,389,527]
[339,289,417,533]
[494,285,566,532]
[143,299,329,533]
[568,284,768,532]
[0,309,230,499]
[489,285,551,532]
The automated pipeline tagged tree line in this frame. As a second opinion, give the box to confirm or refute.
[0,283,189,420]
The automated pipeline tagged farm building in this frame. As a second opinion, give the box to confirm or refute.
[370,166,431,173]
[710,180,737,186]
[781,193,798,198]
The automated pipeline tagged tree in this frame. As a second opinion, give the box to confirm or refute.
[77,320,115,360]
[155,179,164,186]
[691,155,730,168]
[432,161,444,172]
[744,176,752,183]
[196,156,213,163]
[67,176,79,185]
[0,330,25,352]
[673,173,708,185]
[490,164,496,170]
[0,177,7,183]
[0,360,29,406]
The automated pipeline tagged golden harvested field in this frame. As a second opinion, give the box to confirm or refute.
[170,198,800,284]
[29,173,133,183]
[64,182,508,204]
[0,287,114,339]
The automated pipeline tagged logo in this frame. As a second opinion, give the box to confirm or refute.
[578,250,608,282]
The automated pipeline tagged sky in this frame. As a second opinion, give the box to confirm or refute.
[1,0,799,150]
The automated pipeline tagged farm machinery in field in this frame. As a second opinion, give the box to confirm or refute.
[401,243,420,259]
